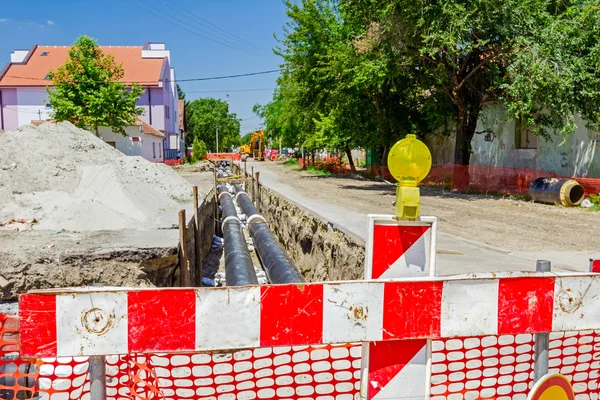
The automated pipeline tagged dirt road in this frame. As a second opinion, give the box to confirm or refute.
[251,162,599,254]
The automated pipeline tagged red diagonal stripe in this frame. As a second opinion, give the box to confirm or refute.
[19,294,57,358]
[368,339,427,398]
[372,225,430,279]
[260,284,323,347]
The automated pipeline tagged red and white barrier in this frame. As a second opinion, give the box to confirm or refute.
[19,272,600,360]
[362,215,437,400]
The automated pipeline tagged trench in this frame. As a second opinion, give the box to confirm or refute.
[206,162,365,286]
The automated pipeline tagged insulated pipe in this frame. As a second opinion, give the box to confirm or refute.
[217,179,258,286]
[529,177,585,206]
[233,184,305,284]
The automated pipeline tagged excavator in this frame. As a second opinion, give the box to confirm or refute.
[240,130,264,161]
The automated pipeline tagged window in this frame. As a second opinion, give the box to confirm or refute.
[41,51,49,56]
[515,117,537,149]
[165,105,169,119]
[106,142,116,148]
[153,142,156,158]
[45,104,51,110]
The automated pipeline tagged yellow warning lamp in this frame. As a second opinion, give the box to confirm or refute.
[387,134,432,219]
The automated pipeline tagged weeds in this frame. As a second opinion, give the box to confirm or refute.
[305,164,331,176]
[284,157,298,167]
[589,194,600,211]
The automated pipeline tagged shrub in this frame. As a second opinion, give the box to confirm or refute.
[192,138,207,162]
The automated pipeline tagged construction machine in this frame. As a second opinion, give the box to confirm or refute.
[249,130,265,161]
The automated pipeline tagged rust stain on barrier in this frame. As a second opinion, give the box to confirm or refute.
[349,305,368,321]
[81,308,115,336]
[557,288,584,314]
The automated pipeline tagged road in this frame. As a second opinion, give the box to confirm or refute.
[244,159,598,275]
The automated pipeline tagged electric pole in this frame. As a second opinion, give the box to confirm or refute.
[216,125,219,153]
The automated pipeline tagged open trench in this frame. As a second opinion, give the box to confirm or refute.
[202,161,365,287]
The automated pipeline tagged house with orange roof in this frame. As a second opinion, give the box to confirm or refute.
[0,42,184,162]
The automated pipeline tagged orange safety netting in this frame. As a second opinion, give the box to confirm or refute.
[0,315,42,399]
[422,164,600,195]
[3,311,600,399]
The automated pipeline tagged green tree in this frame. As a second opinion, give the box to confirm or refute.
[192,138,207,162]
[241,132,253,145]
[185,98,241,151]
[177,84,186,100]
[47,35,144,136]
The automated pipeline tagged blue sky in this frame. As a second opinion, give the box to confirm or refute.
[0,0,288,134]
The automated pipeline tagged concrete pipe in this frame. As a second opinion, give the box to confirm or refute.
[529,178,585,207]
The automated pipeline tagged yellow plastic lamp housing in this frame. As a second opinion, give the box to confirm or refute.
[388,134,432,186]
[387,134,432,219]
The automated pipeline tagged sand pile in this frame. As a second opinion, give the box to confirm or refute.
[0,122,193,231]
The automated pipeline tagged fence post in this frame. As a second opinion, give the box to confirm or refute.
[193,186,200,286]
[251,167,255,202]
[244,159,248,192]
[255,171,261,212]
[533,260,551,382]
[89,283,106,400]
[213,166,218,221]
[179,210,189,287]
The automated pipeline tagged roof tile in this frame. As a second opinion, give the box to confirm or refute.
[0,46,164,87]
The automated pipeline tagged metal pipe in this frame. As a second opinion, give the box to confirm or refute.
[88,283,106,400]
[233,184,305,284]
[217,177,258,286]
[533,260,551,382]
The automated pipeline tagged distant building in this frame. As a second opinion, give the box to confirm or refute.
[0,42,183,162]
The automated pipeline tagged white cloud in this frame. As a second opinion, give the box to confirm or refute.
[47,20,54,25]
[0,18,8,23]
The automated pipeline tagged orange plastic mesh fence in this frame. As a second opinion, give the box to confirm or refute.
[0,315,42,399]
[424,164,600,195]
[2,312,600,399]
[430,331,600,400]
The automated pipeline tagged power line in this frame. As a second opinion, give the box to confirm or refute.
[185,88,275,93]
[128,0,272,57]
[4,69,280,84]
[158,0,271,53]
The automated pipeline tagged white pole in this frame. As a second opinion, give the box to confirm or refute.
[216,126,219,153]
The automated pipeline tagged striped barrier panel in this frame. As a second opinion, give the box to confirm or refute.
[362,215,437,400]
[204,153,241,161]
[19,273,600,359]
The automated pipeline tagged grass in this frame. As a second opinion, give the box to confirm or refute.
[304,164,331,176]
[589,194,600,212]
[284,157,298,167]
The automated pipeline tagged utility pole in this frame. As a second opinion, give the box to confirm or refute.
[38,110,42,121]
[216,125,219,153]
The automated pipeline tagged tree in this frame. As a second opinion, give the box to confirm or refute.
[185,98,241,151]
[192,138,207,162]
[269,0,600,167]
[241,132,253,145]
[177,84,186,100]
[47,35,144,136]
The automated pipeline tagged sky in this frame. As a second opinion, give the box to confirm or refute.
[0,0,288,134]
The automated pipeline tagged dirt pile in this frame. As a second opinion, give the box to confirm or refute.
[0,122,192,231]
